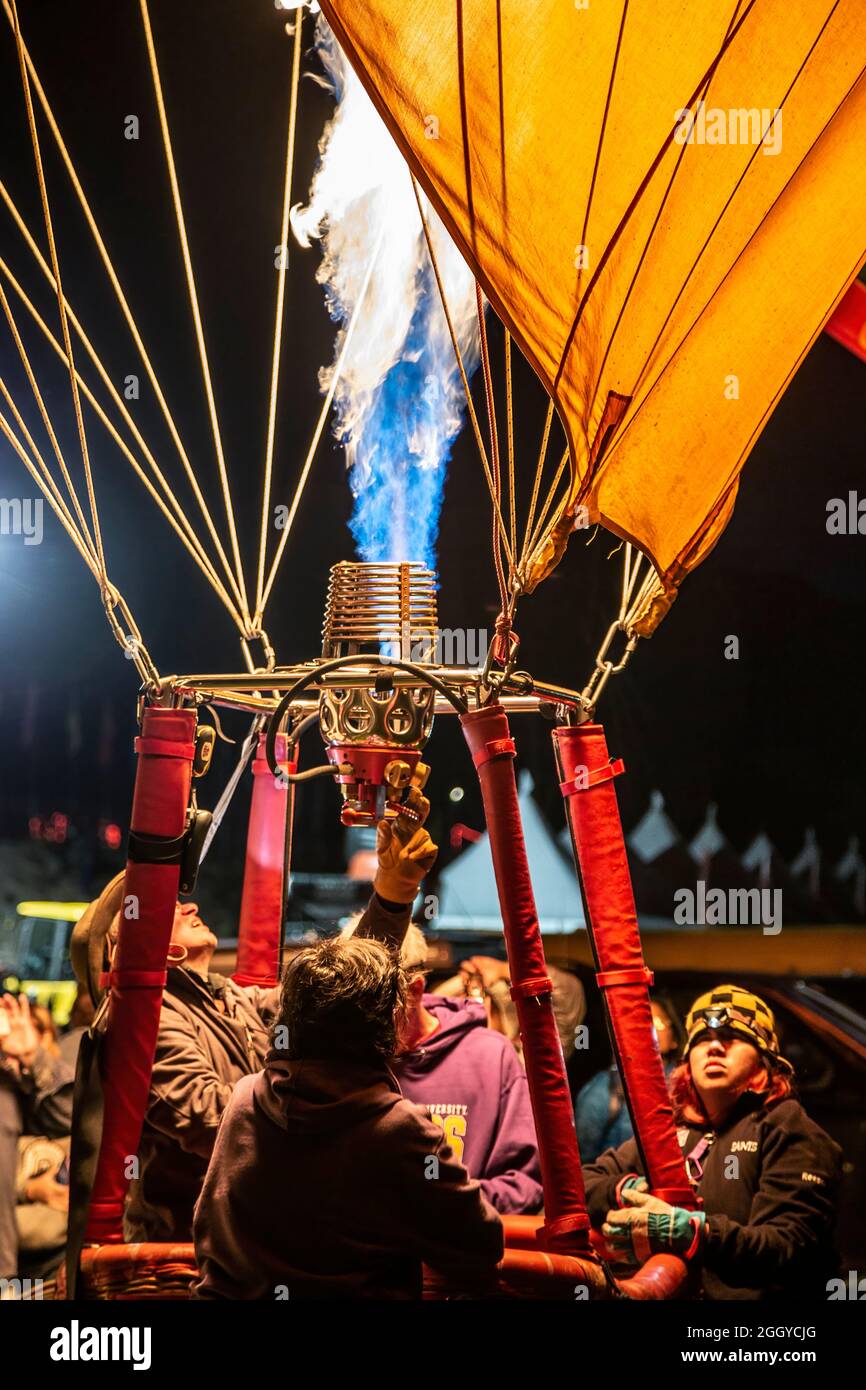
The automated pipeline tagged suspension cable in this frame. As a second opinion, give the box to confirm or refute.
[0,0,246,616]
[256,6,304,622]
[0,278,85,550]
[0,191,238,611]
[519,397,555,573]
[0,254,245,631]
[258,225,387,619]
[139,0,249,625]
[578,543,663,713]
[624,562,665,631]
[504,328,516,561]
[10,0,102,574]
[0,384,97,574]
[0,395,159,684]
[411,175,514,571]
[475,282,508,616]
[523,444,570,569]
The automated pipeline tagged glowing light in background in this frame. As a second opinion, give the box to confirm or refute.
[293,17,480,568]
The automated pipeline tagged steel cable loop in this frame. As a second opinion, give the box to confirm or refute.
[100,582,160,687]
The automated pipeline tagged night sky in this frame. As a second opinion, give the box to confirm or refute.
[0,0,863,891]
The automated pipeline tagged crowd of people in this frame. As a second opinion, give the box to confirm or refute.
[0,995,74,1289]
[0,791,843,1300]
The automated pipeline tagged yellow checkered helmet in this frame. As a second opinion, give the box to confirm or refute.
[684,984,792,1074]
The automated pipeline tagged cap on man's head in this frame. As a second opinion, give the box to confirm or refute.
[69,871,126,1006]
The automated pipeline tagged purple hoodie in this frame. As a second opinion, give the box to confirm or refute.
[392,995,543,1215]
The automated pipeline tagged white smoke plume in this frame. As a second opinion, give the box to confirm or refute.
[292,15,480,566]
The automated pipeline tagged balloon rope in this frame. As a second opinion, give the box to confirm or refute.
[0,0,246,618]
[0,247,245,631]
[10,0,103,576]
[0,380,98,575]
[0,400,159,686]
[411,176,513,570]
[475,282,508,615]
[0,404,100,579]
[139,0,250,625]
[518,397,555,574]
[624,565,665,631]
[504,330,516,562]
[0,276,84,546]
[524,445,570,566]
[256,8,304,621]
[258,227,387,618]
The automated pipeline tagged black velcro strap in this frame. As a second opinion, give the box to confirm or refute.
[127,828,187,866]
[65,1027,106,1299]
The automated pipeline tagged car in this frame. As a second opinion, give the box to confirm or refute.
[0,900,88,1025]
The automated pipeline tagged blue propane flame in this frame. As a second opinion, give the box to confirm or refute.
[298,16,481,574]
[344,265,473,569]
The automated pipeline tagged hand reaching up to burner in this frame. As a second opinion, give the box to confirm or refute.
[0,993,40,1070]
[374,786,438,904]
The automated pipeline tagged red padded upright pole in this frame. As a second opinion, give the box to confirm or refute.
[85,705,196,1242]
[234,732,295,988]
[461,704,591,1253]
[553,723,695,1208]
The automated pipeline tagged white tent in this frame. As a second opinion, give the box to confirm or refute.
[436,770,586,934]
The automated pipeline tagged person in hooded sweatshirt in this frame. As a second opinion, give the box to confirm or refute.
[192,793,504,1299]
[192,934,503,1299]
[69,788,438,1246]
[384,927,543,1215]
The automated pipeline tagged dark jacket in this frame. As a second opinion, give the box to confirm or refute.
[125,893,410,1242]
[0,1048,73,1279]
[392,994,542,1214]
[3,1046,74,1140]
[576,1059,676,1163]
[583,1093,842,1300]
[192,1056,504,1299]
[124,970,275,1243]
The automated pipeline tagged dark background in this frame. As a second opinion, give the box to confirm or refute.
[0,0,863,914]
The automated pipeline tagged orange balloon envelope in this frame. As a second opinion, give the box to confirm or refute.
[319,0,866,631]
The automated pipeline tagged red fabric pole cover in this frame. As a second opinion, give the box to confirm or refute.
[553,723,695,1208]
[234,733,295,988]
[825,278,866,363]
[85,706,196,1242]
[461,705,591,1253]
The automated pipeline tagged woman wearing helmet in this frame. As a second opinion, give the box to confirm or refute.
[582,984,842,1300]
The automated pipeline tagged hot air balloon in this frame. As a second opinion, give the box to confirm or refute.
[2,0,864,1300]
[318,0,866,632]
